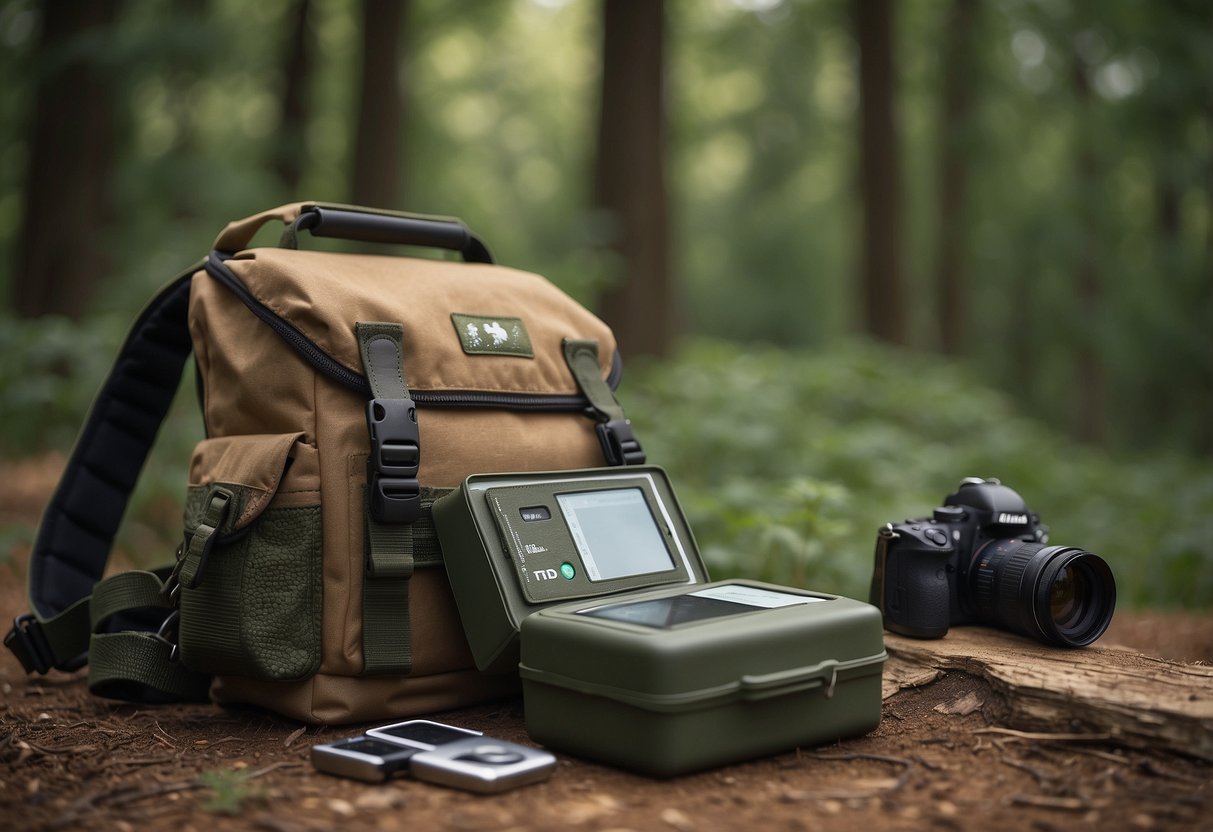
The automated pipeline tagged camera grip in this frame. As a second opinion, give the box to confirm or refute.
[882,544,952,639]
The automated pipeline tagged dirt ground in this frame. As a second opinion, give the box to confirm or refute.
[1,458,1211,832]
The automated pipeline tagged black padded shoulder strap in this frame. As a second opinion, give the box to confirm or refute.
[5,261,201,674]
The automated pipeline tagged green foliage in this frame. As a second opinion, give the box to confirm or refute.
[197,768,267,815]
[0,314,122,453]
[2,0,1210,452]
[0,312,202,563]
[0,1,1209,611]
[625,339,1213,609]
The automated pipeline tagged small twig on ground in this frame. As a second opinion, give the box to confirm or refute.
[783,751,917,800]
[974,728,1113,743]
[911,754,942,771]
[1136,758,1211,784]
[999,756,1051,787]
[102,754,179,769]
[246,761,305,779]
[1054,745,1131,766]
[22,741,98,754]
[284,726,307,747]
[154,719,177,742]
[104,780,201,809]
[1005,793,1108,811]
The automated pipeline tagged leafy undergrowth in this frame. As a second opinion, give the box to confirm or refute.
[625,338,1213,609]
[1,322,1208,609]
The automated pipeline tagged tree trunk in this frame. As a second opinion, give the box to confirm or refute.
[934,0,977,355]
[883,628,1213,761]
[13,0,121,320]
[1070,47,1105,444]
[854,0,906,345]
[350,0,408,210]
[593,0,673,359]
[1200,109,1213,456]
[276,0,314,197]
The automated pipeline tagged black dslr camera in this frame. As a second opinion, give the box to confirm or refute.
[869,478,1116,647]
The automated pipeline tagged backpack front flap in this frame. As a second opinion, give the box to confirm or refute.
[180,204,642,723]
[195,246,623,479]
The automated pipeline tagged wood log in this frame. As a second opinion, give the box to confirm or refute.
[881,627,1213,761]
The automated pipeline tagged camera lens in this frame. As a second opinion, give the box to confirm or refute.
[1049,563,1084,628]
[972,540,1116,647]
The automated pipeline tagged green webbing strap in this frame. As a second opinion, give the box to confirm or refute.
[88,631,212,704]
[562,339,646,466]
[363,512,414,675]
[357,322,410,401]
[88,571,169,632]
[356,321,417,675]
[5,261,202,679]
[10,598,93,673]
[176,489,232,589]
[85,569,212,703]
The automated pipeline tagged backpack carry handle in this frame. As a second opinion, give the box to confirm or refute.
[211,202,495,264]
[282,205,494,264]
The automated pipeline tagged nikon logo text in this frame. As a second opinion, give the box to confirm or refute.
[533,568,560,581]
[998,513,1029,524]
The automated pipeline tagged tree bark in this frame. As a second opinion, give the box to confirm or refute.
[276,0,314,197]
[934,0,977,355]
[13,0,121,320]
[854,0,906,345]
[1202,106,1213,456]
[1070,47,1106,444]
[883,628,1213,761]
[350,0,408,210]
[593,0,673,359]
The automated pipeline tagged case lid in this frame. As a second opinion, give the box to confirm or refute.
[518,581,886,713]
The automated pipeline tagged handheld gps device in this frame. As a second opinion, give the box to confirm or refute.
[432,466,709,672]
[312,719,556,792]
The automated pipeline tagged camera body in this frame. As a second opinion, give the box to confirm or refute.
[870,478,1115,647]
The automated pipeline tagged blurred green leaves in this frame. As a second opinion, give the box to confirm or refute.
[626,339,1213,608]
[0,313,119,453]
[1,315,1208,607]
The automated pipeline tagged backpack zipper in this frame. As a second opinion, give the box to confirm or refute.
[204,251,622,410]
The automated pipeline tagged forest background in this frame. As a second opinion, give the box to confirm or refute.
[0,0,1209,610]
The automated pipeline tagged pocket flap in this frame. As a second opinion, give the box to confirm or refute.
[189,432,317,531]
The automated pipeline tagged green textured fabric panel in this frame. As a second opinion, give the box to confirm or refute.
[179,504,323,681]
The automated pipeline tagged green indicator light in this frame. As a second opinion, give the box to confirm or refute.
[560,562,576,580]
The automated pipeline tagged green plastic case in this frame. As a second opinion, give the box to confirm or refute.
[432,467,710,673]
[517,580,886,776]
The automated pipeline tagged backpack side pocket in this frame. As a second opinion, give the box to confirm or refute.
[178,432,322,681]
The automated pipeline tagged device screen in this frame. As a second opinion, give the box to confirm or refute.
[375,722,477,746]
[335,738,410,757]
[578,594,753,628]
[577,584,826,629]
[556,488,674,581]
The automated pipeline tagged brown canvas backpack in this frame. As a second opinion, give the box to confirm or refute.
[6,202,645,723]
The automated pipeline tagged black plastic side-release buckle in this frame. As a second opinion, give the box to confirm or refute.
[5,613,53,675]
[366,397,421,523]
[596,419,646,467]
